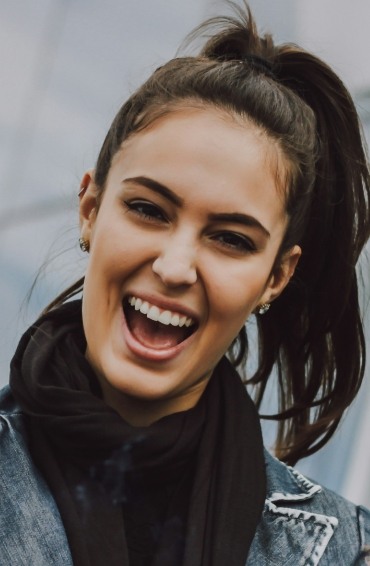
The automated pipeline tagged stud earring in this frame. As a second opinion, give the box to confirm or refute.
[258,303,270,315]
[79,237,90,253]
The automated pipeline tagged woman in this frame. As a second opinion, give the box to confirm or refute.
[1,3,370,565]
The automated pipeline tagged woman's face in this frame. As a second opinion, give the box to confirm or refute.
[80,107,300,424]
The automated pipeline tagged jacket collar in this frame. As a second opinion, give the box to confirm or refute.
[247,450,338,565]
[265,449,322,502]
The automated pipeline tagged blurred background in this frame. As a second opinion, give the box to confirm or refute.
[1,0,369,505]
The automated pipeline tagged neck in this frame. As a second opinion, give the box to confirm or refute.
[96,375,209,427]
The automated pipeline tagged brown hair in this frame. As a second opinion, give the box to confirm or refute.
[45,2,370,465]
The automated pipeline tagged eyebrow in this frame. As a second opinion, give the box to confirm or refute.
[123,176,183,207]
[123,175,270,238]
[208,212,270,238]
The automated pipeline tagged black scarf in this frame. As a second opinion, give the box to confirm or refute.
[10,300,266,566]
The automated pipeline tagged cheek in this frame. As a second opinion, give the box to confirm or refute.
[205,262,270,324]
[89,226,152,282]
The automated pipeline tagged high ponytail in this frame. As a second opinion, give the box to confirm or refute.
[187,3,370,464]
[254,47,370,463]
[43,2,370,464]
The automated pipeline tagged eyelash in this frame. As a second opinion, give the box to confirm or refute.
[212,232,256,254]
[123,200,168,223]
[123,199,256,254]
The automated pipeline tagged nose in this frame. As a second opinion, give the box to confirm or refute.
[152,240,197,287]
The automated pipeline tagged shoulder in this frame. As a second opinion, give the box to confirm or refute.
[0,386,73,565]
[247,450,370,565]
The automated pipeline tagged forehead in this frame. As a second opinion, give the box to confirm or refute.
[118,105,287,181]
[127,101,290,187]
[108,107,288,235]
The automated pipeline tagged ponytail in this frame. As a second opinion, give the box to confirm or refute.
[249,28,370,464]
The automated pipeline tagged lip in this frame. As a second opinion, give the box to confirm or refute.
[123,291,199,322]
[121,302,198,362]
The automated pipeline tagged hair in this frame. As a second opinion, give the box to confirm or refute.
[44,2,370,465]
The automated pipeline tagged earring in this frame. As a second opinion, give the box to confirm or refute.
[78,186,87,198]
[79,237,90,253]
[258,303,270,315]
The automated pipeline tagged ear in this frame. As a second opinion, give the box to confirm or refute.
[79,170,98,242]
[260,245,301,305]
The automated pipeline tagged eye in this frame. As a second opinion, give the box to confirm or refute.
[123,200,168,223]
[213,231,256,254]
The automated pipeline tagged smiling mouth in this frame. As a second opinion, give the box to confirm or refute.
[123,296,198,350]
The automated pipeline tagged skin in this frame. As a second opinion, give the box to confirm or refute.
[79,107,300,426]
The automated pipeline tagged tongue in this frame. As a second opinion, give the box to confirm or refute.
[128,309,189,349]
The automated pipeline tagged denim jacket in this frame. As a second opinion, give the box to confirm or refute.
[1,385,369,565]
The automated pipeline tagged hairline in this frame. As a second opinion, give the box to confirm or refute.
[110,98,293,207]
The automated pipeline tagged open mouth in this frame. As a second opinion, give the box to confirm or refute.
[123,295,198,351]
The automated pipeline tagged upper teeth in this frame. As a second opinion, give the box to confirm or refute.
[128,296,194,327]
